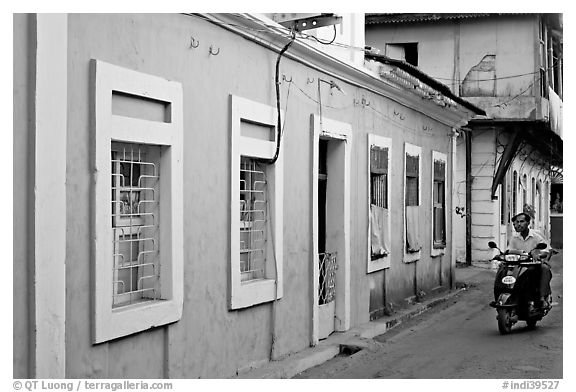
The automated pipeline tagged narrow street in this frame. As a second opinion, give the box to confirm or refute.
[295,251,563,379]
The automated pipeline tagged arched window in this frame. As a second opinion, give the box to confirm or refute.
[537,180,542,221]
[512,171,518,215]
[531,177,536,207]
[522,174,528,210]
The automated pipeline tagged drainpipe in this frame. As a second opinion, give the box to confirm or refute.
[465,129,472,266]
[450,128,459,288]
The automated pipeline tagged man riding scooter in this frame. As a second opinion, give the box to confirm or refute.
[507,212,552,308]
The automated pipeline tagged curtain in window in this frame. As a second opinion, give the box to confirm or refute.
[433,205,445,244]
[371,204,390,259]
[406,205,421,252]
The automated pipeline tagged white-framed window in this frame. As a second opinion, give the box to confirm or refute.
[367,134,392,272]
[230,95,283,310]
[404,143,422,263]
[431,151,447,256]
[522,173,528,210]
[92,60,183,343]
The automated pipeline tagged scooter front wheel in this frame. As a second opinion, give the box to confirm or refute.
[497,308,512,334]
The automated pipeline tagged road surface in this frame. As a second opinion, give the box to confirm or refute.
[295,252,563,379]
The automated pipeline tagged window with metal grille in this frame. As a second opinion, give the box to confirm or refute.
[230,95,283,309]
[433,159,446,247]
[370,146,388,208]
[111,142,160,308]
[367,135,392,271]
[404,144,422,260]
[92,59,183,344]
[405,153,419,206]
[239,157,268,282]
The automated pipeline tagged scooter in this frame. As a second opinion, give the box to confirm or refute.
[488,241,552,334]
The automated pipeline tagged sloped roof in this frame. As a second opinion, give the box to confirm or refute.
[365,13,531,25]
[365,52,485,115]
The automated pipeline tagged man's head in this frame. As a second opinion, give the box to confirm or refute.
[512,212,531,234]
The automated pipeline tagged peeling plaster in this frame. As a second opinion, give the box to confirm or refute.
[461,55,496,97]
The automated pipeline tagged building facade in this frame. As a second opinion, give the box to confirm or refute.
[366,13,563,261]
[14,13,481,378]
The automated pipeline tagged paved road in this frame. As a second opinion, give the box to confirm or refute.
[295,252,563,379]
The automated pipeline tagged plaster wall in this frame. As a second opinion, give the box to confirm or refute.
[453,134,467,263]
[366,16,538,118]
[366,22,456,87]
[35,13,460,378]
[470,130,498,261]
[508,149,552,239]
[469,130,552,261]
[13,13,33,379]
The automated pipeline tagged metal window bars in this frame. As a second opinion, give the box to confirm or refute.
[371,174,388,208]
[111,143,160,308]
[370,146,388,209]
[318,252,337,305]
[239,157,267,282]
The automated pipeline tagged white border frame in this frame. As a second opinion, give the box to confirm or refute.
[33,14,67,377]
[229,95,284,310]
[311,114,352,345]
[403,143,422,263]
[431,151,448,257]
[367,134,392,272]
[92,60,184,343]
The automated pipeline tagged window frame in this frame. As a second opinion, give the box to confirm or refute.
[367,134,392,273]
[403,143,422,263]
[385,42,419,66]
[431,151,447,256]
[92,60,183,344]
[229,95,284,310]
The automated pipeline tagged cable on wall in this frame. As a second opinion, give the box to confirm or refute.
[254,30,296,166]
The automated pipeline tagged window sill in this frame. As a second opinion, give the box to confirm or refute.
[230,278,281,310]
[368,255,390,272]
[403,250,421,263]
[431,246,446,258]
[96,298,182,344]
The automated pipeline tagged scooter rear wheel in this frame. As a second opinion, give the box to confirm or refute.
[497,308,512,334]
[526,319,537,329]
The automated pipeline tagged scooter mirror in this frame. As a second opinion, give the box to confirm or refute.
[535,242,548,250]
[488,241,498,249]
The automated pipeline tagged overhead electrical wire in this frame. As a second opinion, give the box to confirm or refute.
[190,13,561,135]
[190,13,562,85]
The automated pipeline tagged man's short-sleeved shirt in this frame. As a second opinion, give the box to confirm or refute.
[508,229,548,253]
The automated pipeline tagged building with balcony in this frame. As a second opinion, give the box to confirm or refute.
[366,13,563,261]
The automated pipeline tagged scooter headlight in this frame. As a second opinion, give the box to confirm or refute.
[505,254,520,262]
